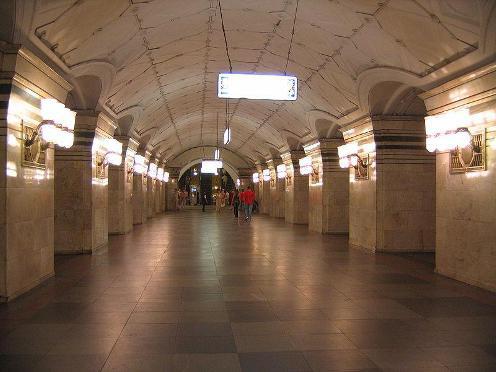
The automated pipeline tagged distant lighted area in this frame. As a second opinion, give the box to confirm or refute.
[218,73,297,101]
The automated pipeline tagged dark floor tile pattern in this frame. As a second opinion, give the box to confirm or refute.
[1,209,496,371]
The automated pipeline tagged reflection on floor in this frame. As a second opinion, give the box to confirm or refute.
[1,209,496,371]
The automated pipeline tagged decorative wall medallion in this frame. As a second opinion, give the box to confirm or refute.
[310,165,320,184]
[126,160,133,183]
[286,174,292,187]
[22,122,47,169]
[450,131,486,174]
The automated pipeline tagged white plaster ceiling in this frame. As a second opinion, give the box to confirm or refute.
[31,0,484,165]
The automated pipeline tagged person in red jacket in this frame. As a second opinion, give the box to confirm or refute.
[243,186,255,222]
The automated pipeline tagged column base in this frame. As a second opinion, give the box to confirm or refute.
[0,271,55,303]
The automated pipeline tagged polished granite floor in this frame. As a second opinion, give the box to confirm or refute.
[1,208,496,371]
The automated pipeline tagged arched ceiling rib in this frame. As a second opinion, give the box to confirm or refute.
[31,0,485,165]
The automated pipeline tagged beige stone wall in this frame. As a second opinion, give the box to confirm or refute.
[108,145,135,234]
[133,173,147,224]
[147,176,155,218]
[422,63,496,292]
[347,117,435,252]
[306,140,349,234]
[261,180,270,214]
[166,180,178,211]
[0,45,71,300]
[283,151,309,225]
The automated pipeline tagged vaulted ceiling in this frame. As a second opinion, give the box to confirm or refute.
[25,0,491,165]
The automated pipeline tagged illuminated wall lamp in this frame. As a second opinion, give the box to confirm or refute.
[425,109,486,173]
[163,171,170,182]
[23,98,76,168]
[262,169,271,181]
[148,163,158,179]
[276,164,287,179]
[95,138,123,178]
[252,172,260,183]
[299,156,313,176]
[157,168,164,182]
[338,142,369,180]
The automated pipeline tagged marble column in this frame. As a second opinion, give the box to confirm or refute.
[267,159,284,218]
[0,44,72,301]
[282,151,308,224]
[132,153,149,225]
[108,137,138,234]
[166,168,180,211]
[54,111,117,254]
[345,116,435,253]
[147,158,158,218]
[421,62,496,292]
[305,139,349,234]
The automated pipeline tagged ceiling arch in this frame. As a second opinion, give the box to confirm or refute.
[15,0,493,164]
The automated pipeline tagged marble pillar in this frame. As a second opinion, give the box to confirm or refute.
[305,139,349,234]
[282,151,308,224]
[0,44,71,301]
[132,170,148,225]
[166,168,180,211]
[267,159,285,218]
[108,137,138,235]
[54,112,117,254]
[345,116,435,253]
[421,63,496,292]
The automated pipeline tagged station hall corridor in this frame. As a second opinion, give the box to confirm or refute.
[1,210,496,371]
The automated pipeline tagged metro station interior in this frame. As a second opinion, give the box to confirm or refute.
[1,0,496,371]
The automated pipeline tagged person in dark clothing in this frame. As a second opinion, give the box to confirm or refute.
[201,192,207,212]
[232,190,240,218]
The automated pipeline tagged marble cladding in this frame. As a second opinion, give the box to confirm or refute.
[422,63,496,292]
[268,160,284,218]
[0,44,71,301]
[282,152,309,225]
[306,140,349,234]
[166,180,178,211]
[147,177,156,218]
[54,113,116,254]
[108,148,134,234]
[261,180,271,214]
[132,173,147,224]
[347,117,435,252]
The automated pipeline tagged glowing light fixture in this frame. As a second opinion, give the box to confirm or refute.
[201,160,222,174]
[214,148,220,160]
[148,163,158,179]
[337,141,369,180]
[262,169,271,181]
[163,171,170,182]
[425,108,472,152]
[218,73,297,101]
[133,155,147,174]
[157,167,164,182]
[223,128,231,145]
[105,138,123,166]
[277,164,287,179]
[299,156,313,175]
[252,172,260,183]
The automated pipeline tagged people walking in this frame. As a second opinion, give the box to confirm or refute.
[201,192,207,212]
[243,186,255,222]
[232,189,240,218]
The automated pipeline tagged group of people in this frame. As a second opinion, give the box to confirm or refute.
[230,186,256,222]
[200,186,256,222]
[175,189,188,211]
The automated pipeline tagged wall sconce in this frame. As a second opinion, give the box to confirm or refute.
[214,148,220,160]
[425,108,486,173]
[163,172,170,182]
[148,163,158,179]
[299,156,313,175]
[126,154,147,182]
[252,172,260,183]
[23,98,76,168]
[236,178,241,187]
[276,164,287,179]
[262,169,271,181]
[95,138,123,178]
[157,168,164,182]
[338,142,369,180]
